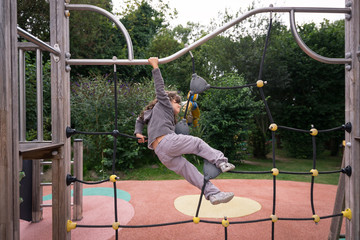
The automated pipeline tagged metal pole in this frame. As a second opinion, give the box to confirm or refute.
[17,27,61,56]
[290,10,351,64]
[65,4,134,60]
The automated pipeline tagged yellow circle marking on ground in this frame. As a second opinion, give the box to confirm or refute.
[174,195,261,218]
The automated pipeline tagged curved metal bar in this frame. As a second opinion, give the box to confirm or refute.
[66,6,350,66]
[17,27,61,55]
[289,10,351,64]
[65,4,134,60]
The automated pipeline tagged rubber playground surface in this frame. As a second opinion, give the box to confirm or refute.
[20,179,345,240]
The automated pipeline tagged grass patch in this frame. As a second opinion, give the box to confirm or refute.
[118,149,343,185]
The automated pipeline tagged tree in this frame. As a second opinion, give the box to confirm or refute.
[18,0,50,41]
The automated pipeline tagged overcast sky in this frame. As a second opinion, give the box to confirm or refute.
[112,0,346,27]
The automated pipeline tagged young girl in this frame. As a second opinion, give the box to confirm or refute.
[134,57,235,205]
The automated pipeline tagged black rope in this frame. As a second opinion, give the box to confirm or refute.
[67,129,140,140]
[278,125,311,133]
[183,95,192,120]
[277,124,346,134]
[258,18,273,81]
[113,65,119,240]
[318,125,343,133]
[231,218,271,224]
[75,212,345,229]
[116,220,193,228]
[195,179,207,217]
[74,178,109,185]
[228,170,272,174]
[210,83,257,90]
[224,225,228,240]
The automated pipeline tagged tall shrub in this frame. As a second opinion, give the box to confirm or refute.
[70,74,156,173]
[198,73,263,161]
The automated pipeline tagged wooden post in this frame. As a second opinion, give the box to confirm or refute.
[345,0,360,239]
[0,0,20,239]
[73,139,83,221]
[49,0,71,239]
[328,156,345,240]
[32,160,42,222]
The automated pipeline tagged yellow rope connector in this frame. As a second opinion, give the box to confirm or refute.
[310,169,319,177]
[312,215,320,223]
[112,222,120,230]
[193,217,200,224]
[270,215,278,222]
[342,208,352,220]
[67,220,77,232]
[271,168,279,176]
[269,123,278,132]
[310,128,318,136]
[110,175,118,183]
[257,80,264,88]
[222,218,229,228]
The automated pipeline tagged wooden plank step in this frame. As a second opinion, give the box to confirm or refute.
[19,142,64,159]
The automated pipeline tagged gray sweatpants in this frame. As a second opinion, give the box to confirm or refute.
[154,133,228,199]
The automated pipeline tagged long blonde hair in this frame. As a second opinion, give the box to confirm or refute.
[139,91,181,123]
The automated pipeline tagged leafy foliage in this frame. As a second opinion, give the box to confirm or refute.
[71,74,154,172]
[198,73,263,161]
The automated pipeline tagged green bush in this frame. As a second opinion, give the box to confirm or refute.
[198,73,263,161]
[71,74,157,173]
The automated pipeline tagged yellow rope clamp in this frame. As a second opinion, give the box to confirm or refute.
[112,222,120,230]
[193,217,200,224]
[342,208,352,220]
[67,220,77,232]
[110,175,118,183]
[270,215,278,223]
[310,128,318,136]
[271,168,279,176]
[312,215,320,223]
[269,123,278,132]
[310,169,319,177]
[222,218,230,228]
[256,80,264,88]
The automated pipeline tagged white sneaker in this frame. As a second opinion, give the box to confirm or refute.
[219,162,235,173]
[209,192,234,205]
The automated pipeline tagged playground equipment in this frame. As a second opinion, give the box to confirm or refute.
[1,0,359,239]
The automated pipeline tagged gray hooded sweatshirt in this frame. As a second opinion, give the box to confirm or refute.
[134,68,176,150]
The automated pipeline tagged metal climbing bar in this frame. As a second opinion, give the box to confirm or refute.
[65,4,134,60]
[289,10,351,64]
[17,27,61,55]
[66,6,351,66]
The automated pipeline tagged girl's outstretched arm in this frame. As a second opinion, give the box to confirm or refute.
[148,57,170,108]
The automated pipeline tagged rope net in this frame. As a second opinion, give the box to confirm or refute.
[65,18,352,240]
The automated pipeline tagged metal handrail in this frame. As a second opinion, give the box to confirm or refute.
[65,6,351,66]
[17,27,61,55]
[289,10,351,64]
[65,4,134,60]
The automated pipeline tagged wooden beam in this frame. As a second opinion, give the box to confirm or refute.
[0,0,20,239]
[49,0,71,239]
[345,0,360,239]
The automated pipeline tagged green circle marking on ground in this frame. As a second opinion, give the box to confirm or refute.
[43,187,131,202]
[174,195,261,218]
